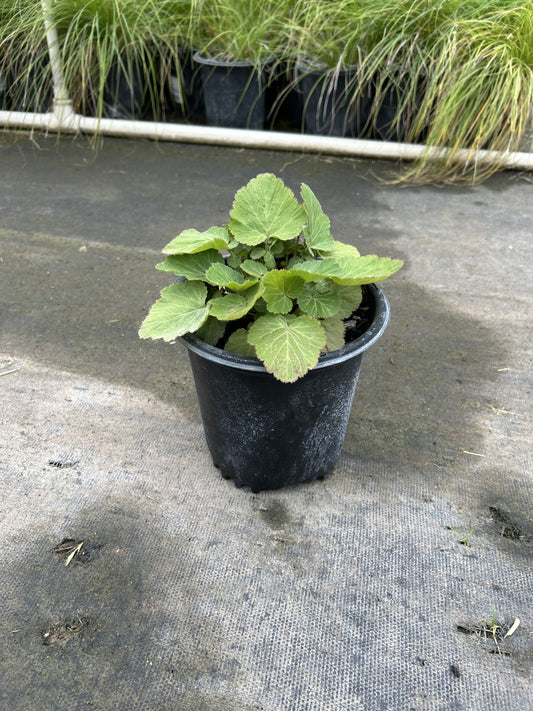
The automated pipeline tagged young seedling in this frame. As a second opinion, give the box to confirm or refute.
[447,525,474,546]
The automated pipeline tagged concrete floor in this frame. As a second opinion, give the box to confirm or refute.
[0,133,531,710]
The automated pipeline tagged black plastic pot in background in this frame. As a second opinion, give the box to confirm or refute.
[1,50,53,112]
[102,58,144,119]
[181,284,390,493]
[374,77,428,143]
[168,49,205,123]
[192,53,266,129]
[265,63,303,132]
[0,71,5,110]
[375,82,408,142]
[298,65,372,137]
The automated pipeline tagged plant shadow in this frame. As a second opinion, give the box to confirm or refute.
[344,279,508,471]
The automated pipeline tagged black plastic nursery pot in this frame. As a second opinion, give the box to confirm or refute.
[2,52,53,113]
[375,81,409,142]
[102,58,144,120]
[373,76,428,143]
[265,63,303,132]
[170,50,205,123]
[298,65,372,137]
[0,71,5,110]
[181,284,390,493]
[192,52,265,129]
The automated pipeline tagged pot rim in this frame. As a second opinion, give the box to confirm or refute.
[192,52,265,69]
[296,60,359,76]
[180,283,390,374]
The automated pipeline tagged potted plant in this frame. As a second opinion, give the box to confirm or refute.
[402,1,533,181]
[49,0,167,120]
[289,0,373,137]
[139,173,402,492]
[360,0,446,142]
[0,0,53,112]
[190,0,289,129]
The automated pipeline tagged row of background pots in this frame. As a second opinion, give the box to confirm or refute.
[166,54,416,141]
[0,49,419,143]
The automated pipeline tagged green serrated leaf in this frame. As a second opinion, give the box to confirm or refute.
[262,270,305,314]
[331,283,363,318]
[290,257,343,280]
[248,314,326,383]
[208,293,248,321]
[269,239,286,256]
[139,281,209,341]
[301,183,335,252]
[226,253,242,269]
[320,240,360,258]
[331,255,403,285]
[205,263,257,291]
[229,173,306,246]
[224,328,257,357]
[230,280,259,292]
[297,282,341,318]
[208,282,264,321]
[250,247,266,259]
[263,251,276,269]
[206,264,244,285]
[241,259,268,278]
[196,317,226,346]
[206,226,229,240]
[253,297,268,314]
[293,255,403,285]
[320,318,345,352]
[156,250,224,280]
[162,226,229,255]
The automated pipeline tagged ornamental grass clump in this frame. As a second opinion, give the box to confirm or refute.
[354,0,533,181]
[288,0,365,70]
[139,173,402,383]
[0,0,52,111]
[50,0,181,119]
[191,0,290,65]
[408,2,533,181]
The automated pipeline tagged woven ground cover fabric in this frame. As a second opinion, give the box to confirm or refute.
[0,135,531,710]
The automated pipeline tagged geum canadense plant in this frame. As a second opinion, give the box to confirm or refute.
[139,173,402,383]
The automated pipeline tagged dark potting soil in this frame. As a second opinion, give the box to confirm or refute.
[343,284,374,344]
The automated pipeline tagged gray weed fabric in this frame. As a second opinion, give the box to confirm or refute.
[0,135,531,710]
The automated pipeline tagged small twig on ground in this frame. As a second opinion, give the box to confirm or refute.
[504,618,520,639]
[0,368,21,377]
[279,156,306,172]
[65,542,84,567]
[487,404,521,417]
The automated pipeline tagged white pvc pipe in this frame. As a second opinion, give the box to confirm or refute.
[2,107,533,171]
[1,0,531,173]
